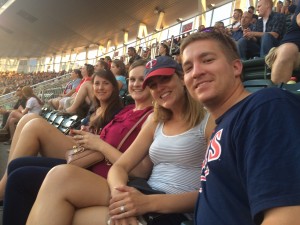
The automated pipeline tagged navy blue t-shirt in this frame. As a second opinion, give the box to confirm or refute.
[195,88,300,225]
[281,3,300,50]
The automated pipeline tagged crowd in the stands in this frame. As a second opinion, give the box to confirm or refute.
[0,71,66,95]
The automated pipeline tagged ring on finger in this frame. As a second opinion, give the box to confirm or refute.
[120,205,126,213]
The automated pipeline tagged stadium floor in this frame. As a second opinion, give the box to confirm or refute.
[0,142,9,225]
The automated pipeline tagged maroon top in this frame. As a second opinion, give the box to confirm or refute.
[90,104,153,178]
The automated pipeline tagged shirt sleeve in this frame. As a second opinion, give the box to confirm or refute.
[236,95,300,223]
[25,98,34,109]
[268,13,286,38]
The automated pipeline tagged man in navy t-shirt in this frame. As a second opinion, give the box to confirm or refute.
[181,29,300,224]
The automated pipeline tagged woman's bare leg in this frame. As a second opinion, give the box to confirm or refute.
[49,98,60,110]
[0,114,40,199]
[7,110,23,140]
[27,165,110,225]
[9,114,42,158]
[8,117,19,141]
[11,118,75,159]
[66,82,93,114]
[271,43,299,84]
[3,109,21,131]
[0,115,75,199]
[72,207,109,225]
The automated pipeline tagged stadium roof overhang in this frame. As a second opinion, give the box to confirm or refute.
[0,0,218,59]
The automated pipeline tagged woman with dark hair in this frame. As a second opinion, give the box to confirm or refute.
[110,59,128,96]
[48,69,82,110]
[158,42,171,56]
[3,60,154,225]
[0,69,122,203]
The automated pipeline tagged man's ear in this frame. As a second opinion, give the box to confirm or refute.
[232,59,243,79]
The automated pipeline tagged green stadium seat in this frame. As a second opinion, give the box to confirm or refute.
[242,58,270,81]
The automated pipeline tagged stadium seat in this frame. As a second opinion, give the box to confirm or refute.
[58,115,81,134]
[39,107,51,118]
[47,111,58,124]
[42,109,54,120]
[243,79,274,93]
[242,58,270,81]
[52,114,66,128]
[279,82,300,97]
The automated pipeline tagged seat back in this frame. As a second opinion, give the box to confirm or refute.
[52,115,66,128]
[58,115,80,134]
[279,82,300,97]
[243,79,274,93]
[42,109,54,120]
[242,58,270,81]
[47,112,58,124]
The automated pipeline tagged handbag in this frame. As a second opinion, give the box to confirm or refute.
[66,109,152,168]
[65,145,105,168]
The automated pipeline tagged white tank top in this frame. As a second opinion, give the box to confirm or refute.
[148,113,209,194]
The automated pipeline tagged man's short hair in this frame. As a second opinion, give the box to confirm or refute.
[180,29,240,61]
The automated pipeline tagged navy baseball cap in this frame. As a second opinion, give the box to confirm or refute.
[143,56,182,88]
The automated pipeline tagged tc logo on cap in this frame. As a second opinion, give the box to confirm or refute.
[146,59,157,69]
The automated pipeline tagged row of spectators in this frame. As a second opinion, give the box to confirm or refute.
[196,0,299,84]
[1,0,298,97]
[0,71,66,95]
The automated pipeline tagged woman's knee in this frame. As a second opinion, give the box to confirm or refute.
[9,110,18,117]
[44,165,77,186]
[18,114,41,127]
[276,43,298,63]
[23,118,49,132]
[9,117,19,125]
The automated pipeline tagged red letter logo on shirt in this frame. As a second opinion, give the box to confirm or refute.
[208,129,223,162]
[200,129,223,187]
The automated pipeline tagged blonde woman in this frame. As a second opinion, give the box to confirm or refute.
[1,86,43,144]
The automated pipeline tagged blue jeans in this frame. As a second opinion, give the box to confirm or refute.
[237,38,260,60]
[237,33,279,60]
[260,33,280,57]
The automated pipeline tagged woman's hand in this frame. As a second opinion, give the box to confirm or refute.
[108,216,141,225]
[109,185,150,220]
[71,129,103,152]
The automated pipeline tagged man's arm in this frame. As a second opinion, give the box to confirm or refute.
[246,31,279,39]
[262,206,300,225]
